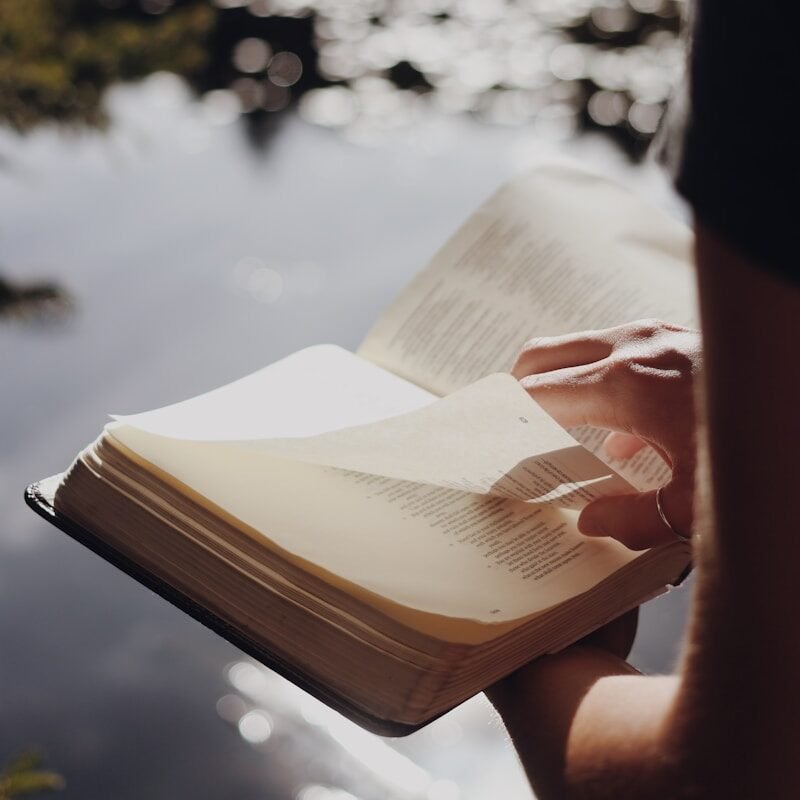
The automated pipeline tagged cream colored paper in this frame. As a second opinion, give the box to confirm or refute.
[249,373,632,508]
[107,344,640,622]
[113,346,632,510]
[113,344,436,441]
[358,163,699,491]
[103,432,637,622]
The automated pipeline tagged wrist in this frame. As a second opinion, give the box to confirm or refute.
[487,644,637,715]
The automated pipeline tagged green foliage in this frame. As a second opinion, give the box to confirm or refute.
[0,752,64,799]
[0,0,216,132]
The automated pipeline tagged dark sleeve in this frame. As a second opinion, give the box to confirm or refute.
[675,0,800,282]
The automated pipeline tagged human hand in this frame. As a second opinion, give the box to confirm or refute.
[512,319,701,549]
[580,606,639,660]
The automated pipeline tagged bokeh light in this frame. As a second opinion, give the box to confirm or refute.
[237,709,274,744]
[268,51,304,87]
[233,37,273,73]
[3,0,687,159]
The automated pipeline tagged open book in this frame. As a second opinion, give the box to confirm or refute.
[27,164,696,734]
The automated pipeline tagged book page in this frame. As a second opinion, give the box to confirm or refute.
[106,344,643,623]
[114,346,633,511]
[357,163,698,490]
[114,344,437,441]
[102,431,638,623]
[249,373,633,509]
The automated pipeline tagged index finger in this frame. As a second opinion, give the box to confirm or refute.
[512,333,613,378]
[519,361,616,429]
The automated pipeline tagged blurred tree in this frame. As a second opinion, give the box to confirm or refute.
[0,0,215,132]
[0,752,63,798]
[0,0,685,156]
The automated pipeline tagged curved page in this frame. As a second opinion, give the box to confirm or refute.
[113,346,632,510]
[107,345,639,622]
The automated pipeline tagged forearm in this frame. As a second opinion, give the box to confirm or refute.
[488,647,680,799]
[667,225,800,795]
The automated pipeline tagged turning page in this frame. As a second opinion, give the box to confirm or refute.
[105,345,641,624]
[113,346,633,510]
[358,163,698,491]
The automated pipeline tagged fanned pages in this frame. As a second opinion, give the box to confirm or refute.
[105,346,643,623]
[114,347,634,508]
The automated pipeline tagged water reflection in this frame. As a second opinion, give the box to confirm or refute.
[218,658,515,800]
[3,0,685,158]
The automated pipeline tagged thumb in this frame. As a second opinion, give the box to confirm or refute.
[578,480,692,550]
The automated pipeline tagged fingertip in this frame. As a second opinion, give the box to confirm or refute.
[578,507,605,537]
[517,374,540,392]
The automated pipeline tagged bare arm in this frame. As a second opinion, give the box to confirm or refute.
[670,224,800,796]
[490,223,800,799]
[488,647,679,799]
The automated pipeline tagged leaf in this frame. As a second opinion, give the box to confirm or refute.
[0,751,64,799]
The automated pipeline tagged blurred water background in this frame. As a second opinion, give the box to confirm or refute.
[1,2,693,798]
